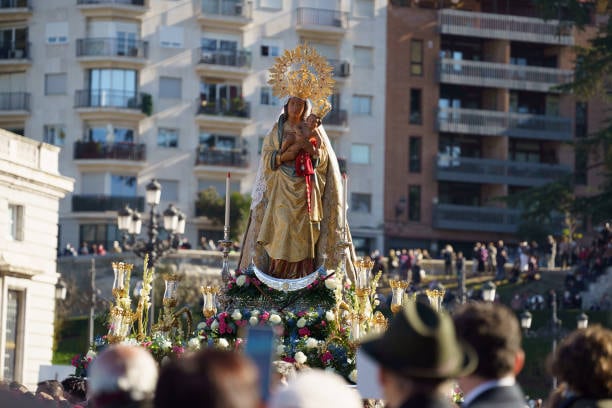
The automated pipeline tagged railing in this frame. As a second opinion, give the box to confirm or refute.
[195,147,248,167]
[201,0,252,18]
[0,0,30,9]
[77,0,146,5]
[297,7,349,29]
[72,195,144,212]
[0,42,30,59]
[199,49,251,67]
[438,58,573,91]
[74,141,146,161]
[439,9,574,45]
[75,89,143,109]
[76,38,148,58]
[329,59,350,78]
[325,109,348,126]
[0,92,30,111]
[435,154,570,186]
[437,107,573,141]
[197,101,250,118]
[432,203,520,233]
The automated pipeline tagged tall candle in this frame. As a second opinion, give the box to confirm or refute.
[224,172,231,230]
[342,174,348,238]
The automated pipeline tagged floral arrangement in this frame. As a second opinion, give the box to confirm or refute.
[71,350,97,378]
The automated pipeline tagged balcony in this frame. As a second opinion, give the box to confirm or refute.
[74,141,146,160]
[0,92,30,120]
[437,107,573,141]
[435,155,571,187]
[194,147,250,178]
[76,0,148,18]
[76,38,148,69]
[296,7,349,41]
[198,0,252,31]
[195,49,251,80]
[195,100,251,133]
[323,109,349,138]
[75,89,146,121]
[432,203,520,233]
[72,194,144,213]
[438,58,573,92]
[0,0,32,22]
[329,59,351,81]
[439,9,573,46]
[0,42,31,72]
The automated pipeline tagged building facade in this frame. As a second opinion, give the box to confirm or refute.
[385,0,607,256]
[0,129,73,388]
[0,0,387,258]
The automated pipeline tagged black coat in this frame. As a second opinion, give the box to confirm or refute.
[398,394,455,408]
[463,384,526,408]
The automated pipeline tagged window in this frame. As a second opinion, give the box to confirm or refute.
[260,0,282,9]
[201,38,238,53]
[353,0,374,18]
[199,82,242,111]
[43,124,66,146]
[351,144,370,164]
[88,69,137,107]
[575,102,588,138]
[199,132,237,150]
[8,204,24,241]
[408,185,421,222]
[353,46,373,67]
[45,73,67,95]
[409,89,422,124]
[352,95,372,115]
[159,26,183,48]
[509,140,541,163]
[260,39,281,57]
[46,22,68,44]
[4,290,23,381]
[88,126,134,143]
[159,76,182,99]
[79,223,119,254]
[352,193,371,213]
[110,175,137,196]
[409,136,421,173]
[410,40,423,76]
[158,128,178,148]
[0,27,27,57]
[260,86,279,106]
[575,149,588,185]
[159,179,179,202]
[198,178,240,196]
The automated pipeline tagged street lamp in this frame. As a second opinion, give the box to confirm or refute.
[482,281,496,302]
[576,312,588,329]
[520,310,532,336]
[55,278,67,301]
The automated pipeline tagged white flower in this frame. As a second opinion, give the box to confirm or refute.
[187,337,201,351]
[269,314,282,324]
[324,278,337,290]
[120,338,138,346]
[325,367,336,373]
[86,350,97,359]
[197,322,207,331]
[211,320,219,331]
[349,369,357,383]
[276,344,285,355]
[236,275,247,286]
[251,309,260,316]
[294,351,307,364]
[296,317,307,328]
[374,299,380,306]
[161,339,172,350]
[231,309,242,321]
[305,338,318,349]
[249,316,259,326]
[325,310,335,322]
[218,338,230,348]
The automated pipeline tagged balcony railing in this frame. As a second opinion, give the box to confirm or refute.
[329,59,350,78]
[76,38,148,58]
[197,101,250,118]
[438,58,573,92]
[195,147,248,167]
[437,107,573,141]
[77,0,145,5]
[435,154,571,186]
[72,195,144,212]
[75,89,143,110]
[0,92,30,111]
[199,49,251,67]
[433,203,520,233]
[0,0,30,8]
[0,42,30,59]
[325,109,348,126]
[439,9,574,45]
[74,141,146,161]
[201,0,252,18]
[297,7,349,29]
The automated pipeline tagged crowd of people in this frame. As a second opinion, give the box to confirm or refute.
[2,301,610,408]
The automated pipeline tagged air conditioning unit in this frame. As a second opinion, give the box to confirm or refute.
[235,3,243,16]
[340,62,350,77]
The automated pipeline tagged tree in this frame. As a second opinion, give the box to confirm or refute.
[195,187,251,240]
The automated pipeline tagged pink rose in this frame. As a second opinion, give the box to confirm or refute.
[298,327,310,337]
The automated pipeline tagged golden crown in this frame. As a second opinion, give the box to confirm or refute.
[312,98,332,119]
[268,43,335,105]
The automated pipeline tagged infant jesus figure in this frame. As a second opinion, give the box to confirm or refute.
[280,113,322,215]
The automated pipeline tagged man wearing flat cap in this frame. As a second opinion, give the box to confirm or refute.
[360,301,477,408]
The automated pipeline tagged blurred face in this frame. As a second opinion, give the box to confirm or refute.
[306,114,319,129]
[287,97,305,121]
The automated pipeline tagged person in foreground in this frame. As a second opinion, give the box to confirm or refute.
[452,302,527,408]
[360,301,477,408]
[87,344,158,408]
[546,325,612,408]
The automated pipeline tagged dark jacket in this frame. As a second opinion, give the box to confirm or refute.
[558,396,612,408]
[399,394,454,408]
[463,384,526,408]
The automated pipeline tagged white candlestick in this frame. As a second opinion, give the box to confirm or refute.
[342,174,348,239]
[224,172,231,230]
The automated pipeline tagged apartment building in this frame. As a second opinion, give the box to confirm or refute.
[0,0,387,257]
[385,0,606,255]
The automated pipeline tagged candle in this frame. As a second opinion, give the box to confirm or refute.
[224,172,231,230]
[341,174,347,232]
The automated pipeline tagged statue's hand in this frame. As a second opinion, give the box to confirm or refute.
[281,148,299,162]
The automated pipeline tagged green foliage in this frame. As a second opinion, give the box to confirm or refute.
[141,93,153,116]
[195,187,251,240]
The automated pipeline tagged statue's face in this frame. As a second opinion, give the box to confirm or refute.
[287,97,305,120]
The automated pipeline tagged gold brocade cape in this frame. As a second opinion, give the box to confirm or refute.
[239,116,357,282]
